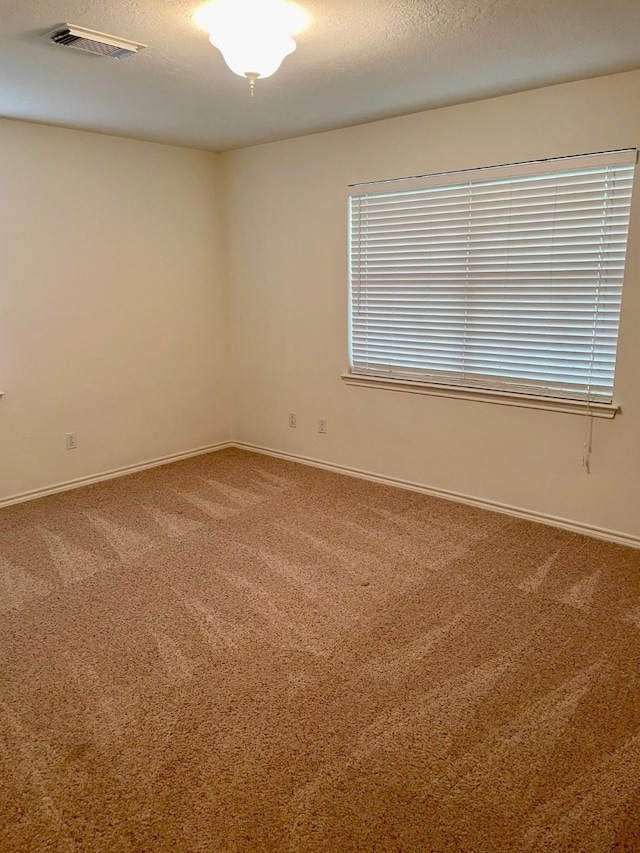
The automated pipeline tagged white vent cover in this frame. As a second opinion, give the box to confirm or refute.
[47,25,147,59]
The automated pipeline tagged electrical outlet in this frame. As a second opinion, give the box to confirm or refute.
[66,432,77,450]
[288,412,297,428]
[318,418,327,434]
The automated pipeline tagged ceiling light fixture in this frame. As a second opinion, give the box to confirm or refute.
[194,0,308,96]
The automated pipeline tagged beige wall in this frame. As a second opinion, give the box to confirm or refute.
[3,72,640,539]
[224,70,640,540]
[0,120,230,501]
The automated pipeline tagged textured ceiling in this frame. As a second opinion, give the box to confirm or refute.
[2,0,640,151]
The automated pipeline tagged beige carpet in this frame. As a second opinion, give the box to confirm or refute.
[1,448,640,852]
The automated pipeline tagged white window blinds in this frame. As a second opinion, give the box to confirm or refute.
[348,150,636,404]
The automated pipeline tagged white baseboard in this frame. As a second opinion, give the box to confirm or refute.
[233,441,640,550]
[3,438,638,550]
[0,441,233,509]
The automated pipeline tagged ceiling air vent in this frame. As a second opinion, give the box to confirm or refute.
[48,25,147,59]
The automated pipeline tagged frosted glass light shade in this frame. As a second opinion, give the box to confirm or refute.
[210,31,296,79]
[196,0,307,80]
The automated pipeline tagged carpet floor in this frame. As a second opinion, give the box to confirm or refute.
[1,448,639,852]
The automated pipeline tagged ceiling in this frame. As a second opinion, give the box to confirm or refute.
[2,0,640,152]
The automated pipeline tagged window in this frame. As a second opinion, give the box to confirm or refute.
[347,150,636,414]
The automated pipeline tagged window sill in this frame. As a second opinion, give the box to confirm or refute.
[341,374,620,419]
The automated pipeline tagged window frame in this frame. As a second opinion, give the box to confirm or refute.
[344,150,637,418]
